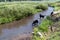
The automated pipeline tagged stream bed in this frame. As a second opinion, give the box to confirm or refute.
[0,7,54,40]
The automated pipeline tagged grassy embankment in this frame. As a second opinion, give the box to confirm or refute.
[33,16,53,40]
[0,2,48,24]
[48,21,60,40]
[49,1,60,11]
[33,1,60,40]
[47,2,60,39]
[33,14,60,40]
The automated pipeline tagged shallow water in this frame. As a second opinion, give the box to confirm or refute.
[0,7,54,40]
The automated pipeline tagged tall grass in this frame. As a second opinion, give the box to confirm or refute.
[38,16,53,32]
[0,2,48,24]
[48,32,60,40]
[36,4,48,10]
[0,5,35,24]
[50,1,60,11]
[33,16,53,40]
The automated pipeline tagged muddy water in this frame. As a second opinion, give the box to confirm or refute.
[0,16,34,40]
[0,7,54,40]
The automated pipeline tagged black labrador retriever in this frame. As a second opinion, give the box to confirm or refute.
[51,12,53,15]
[40,14,45,18]
[32,20,38,26]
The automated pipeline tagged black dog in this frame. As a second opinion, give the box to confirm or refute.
[51,12,53,15]
[32,20,38,26]
[40,14,45,18]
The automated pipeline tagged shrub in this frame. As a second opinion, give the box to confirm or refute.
[0,3,48,24]
[33,16,54,40]
[0,4,36,24]
[38,16,53,32]
[36,4,48,10]
[38,19,49,32]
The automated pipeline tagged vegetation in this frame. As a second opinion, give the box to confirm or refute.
[36,4,48,10]
[50,1,60,11]
[0,0,60,40]
[47,20,60,40]
[33,10,60,40]
[48,32,60,40]
[0,0,59,2]
[33,16,54,40]
[0,2,48,24]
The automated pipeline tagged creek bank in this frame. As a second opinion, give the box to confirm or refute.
[32,7,54,40]
[33,10,60,40]
[0,3,48,24]
[46,12,60,40]
[0,7,53,40]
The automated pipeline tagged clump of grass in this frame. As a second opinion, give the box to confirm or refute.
[38,16,53,32]
[0,3,48,24]
[48,32,60,40]
[33,16,53,40]
[36,4,48,10]
[0,5,35,24]
[33,27,45,40]
[50,2,60,11]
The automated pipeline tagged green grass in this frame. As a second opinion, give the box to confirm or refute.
[33,16,53,40]
[48,32,60,40]
[0,2,48,24]
[50,1,60,11]
[47,21,60,40]
[38,16,53,32]
[33,16,60,40]
[36,4,48,10]
[33,27,46,40]
[33,1,60,39]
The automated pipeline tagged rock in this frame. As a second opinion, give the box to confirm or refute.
[37,32,43,38]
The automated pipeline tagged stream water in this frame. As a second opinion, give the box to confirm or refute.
[0,7,54,40]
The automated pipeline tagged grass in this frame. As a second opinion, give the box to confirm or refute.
[33,12,60,40]
[33,16,54,40]
[50,1,60,11]
[48,32,60,40]
[38,16,53,32]
[33,16,60,40]
[47,21,60,40]
[33,1,60,40]
[36,4,48,10]
[0,2,48,24]
[46,12,60,40]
